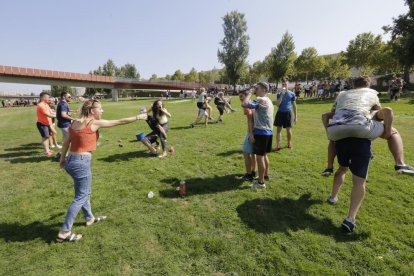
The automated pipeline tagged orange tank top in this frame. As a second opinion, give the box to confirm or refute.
[69,120,99,152]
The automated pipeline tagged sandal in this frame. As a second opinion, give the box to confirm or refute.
[56,231,83,242]
[86,215,107,226]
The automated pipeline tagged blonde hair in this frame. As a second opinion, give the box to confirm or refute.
[77,99,100,122]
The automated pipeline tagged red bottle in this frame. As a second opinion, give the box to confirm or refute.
[179,180,186,198]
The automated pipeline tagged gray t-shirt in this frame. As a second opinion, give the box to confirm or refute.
[248,96,274,134]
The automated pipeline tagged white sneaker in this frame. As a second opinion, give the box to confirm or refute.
[249,182,266,189]
[56,145,62,149]
[50,145,56,149]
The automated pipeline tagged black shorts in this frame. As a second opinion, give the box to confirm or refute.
[336,138,372,179]
[197,102,206,110]
[217,105,225,115]
[253,134,273,156]
[36,122,51,138]
[274,111,292,128]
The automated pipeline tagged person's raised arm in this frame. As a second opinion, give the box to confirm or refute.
[161,108,171,118]
[91,113,147,131]
[241,92,252,108]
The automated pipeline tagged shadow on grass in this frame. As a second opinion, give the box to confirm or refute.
[216,149,240,157]
[98,150,152,162]
[0,151,39,159]
[3,143,42,152]
[236,193,370,242]
[8,156,55,164]
[170,126,192,130]
[159,174,245,197]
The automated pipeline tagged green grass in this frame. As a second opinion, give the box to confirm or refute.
[0,96,413,275]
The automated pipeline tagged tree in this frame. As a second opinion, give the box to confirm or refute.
[184,68,199,83]
[321,54,351,80]
[217,11,250,91]
[149,74,158,81]
[375,41,403,75]
[294,47,324,81]
[102,59,117,76]
[51,85,74,97]
[268,31,296,85]
[383,0,414,82]
[344,32,383,75]
[171,70,185,81]
[118,63,140,79]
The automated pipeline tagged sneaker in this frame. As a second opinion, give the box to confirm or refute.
[249,182,266,189]
[326,196,338,205]
[264,175,270,181]
[56,145,62,149]
[287,143,292,149]
[274,147,281,152]
[238,173,253,182]
[341,217,356,233]
[395,164,414,175]
[321,168,334,177]
[50,145,56,149]
[251,171,257,179]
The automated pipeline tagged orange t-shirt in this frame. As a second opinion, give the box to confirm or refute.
[37,102,52,126]
[69,120,99,153]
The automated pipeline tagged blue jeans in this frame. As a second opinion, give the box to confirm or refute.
[62,154,94,231]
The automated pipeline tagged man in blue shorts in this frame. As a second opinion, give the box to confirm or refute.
[241,82,274,189]
[274,81,297,151]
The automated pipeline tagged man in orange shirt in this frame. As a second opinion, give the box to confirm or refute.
[36,92,56,156]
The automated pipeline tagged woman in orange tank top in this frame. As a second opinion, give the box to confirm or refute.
[57,99,147,242]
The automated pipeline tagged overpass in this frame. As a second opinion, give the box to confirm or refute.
[0,65,226,101]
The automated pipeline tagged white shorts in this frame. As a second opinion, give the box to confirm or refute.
[197,109,208,118]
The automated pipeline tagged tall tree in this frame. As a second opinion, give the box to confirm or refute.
[268,31,296,85]
[383,0,414,82]
[344,32,383,75]
[102,59,117,76]
[322,55,351,80]
[294,47,324,82]
[171,70,185,81]
[217,11,250,91]
[119,63,140,79]
[184,68,199,82]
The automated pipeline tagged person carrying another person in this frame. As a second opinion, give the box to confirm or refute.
[141,100,171,158]
[274,81,298,151]
[48,99,61,149]
[322,76,413,232]
[214,92,235,123]
[321,76,414,177]
[189,88,212,128]
[36,92,56,157]
[57,99,147,242]
[241,82,274,189]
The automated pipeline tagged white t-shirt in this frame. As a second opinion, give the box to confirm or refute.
[333,88,380,118]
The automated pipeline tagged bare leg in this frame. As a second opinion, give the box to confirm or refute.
[264,154,269,177]
[256,155,265,183]
[347,175,366,222]
[327,140,336,169]
[250,153,256,173]
[42,137,50,154]
[243,153,251,174]
[275,127,282,149]
[286,127,292,146]
[142,140,157,154]
[330,166,348,201]
[386,130,405,165]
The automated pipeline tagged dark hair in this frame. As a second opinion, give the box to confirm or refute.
[60,91,68,98]
[353,76,371,89]
[151,100,163,116]
[239,89,249,95]
[39,92,50,99]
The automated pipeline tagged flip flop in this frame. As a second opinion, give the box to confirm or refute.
[86,215,107,226]
[56,231,83,242]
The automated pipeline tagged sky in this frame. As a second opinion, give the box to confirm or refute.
[0,0,408,94]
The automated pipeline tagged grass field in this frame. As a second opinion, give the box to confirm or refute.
[0,95,413,275]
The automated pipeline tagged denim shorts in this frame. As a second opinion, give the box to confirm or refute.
[242,133,254,154]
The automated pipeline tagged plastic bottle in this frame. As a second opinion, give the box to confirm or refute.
[179,180,186,198]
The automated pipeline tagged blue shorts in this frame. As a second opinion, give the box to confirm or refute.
[335,138,372,179]
[242,133,254,154]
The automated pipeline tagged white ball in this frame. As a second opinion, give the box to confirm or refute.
[147,191,154,198]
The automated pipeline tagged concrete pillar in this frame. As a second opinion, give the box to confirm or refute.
[111,89,119,102]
